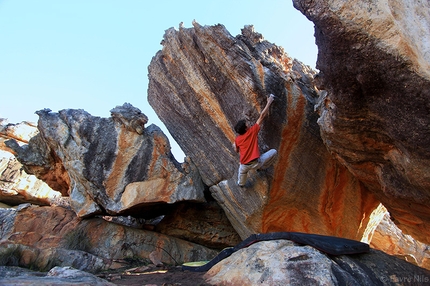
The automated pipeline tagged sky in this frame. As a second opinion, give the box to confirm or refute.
[0,0,317,160]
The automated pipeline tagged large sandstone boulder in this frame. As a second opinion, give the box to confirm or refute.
[204,240,430,285]
[6,104,206,217]
[148,22,379,239]
[293,0,430,243]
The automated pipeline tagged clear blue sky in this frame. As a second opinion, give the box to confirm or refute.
[0,0,317,159]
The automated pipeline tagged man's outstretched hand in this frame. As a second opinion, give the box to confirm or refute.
[257,93,275,125]
[268,94,275,104]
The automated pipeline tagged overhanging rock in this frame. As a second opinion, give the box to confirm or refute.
[148,22,379,239]
[294,0,430,244]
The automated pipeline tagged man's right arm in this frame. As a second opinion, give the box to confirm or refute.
[256,94,275,126]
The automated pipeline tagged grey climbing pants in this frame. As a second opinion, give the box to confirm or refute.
[237,149,277,186]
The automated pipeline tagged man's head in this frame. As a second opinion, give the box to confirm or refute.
[234,119,248,135]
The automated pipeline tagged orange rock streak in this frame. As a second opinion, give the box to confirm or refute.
[105,128,142,199]
[262,85,307,233]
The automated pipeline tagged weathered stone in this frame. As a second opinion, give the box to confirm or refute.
[148,22,379,239]
[0,266,115,286]
[2,117,71,195]
[0,205,218,272]
[369,205,430,269]
[293,0,430,244]
[110,102,148,134]
[6,104,205,217]
[0,150,62,206]
[0,243,111,273]
[204,240,430,285]
[0,120,68,202]
[155,201,241,249]
[0,120,38,153]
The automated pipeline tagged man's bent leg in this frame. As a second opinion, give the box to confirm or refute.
[258,149,277,170]
[238,164,252,186]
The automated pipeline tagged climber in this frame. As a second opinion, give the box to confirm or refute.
[233,94,277,187]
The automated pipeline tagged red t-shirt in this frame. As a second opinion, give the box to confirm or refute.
[235,123,260,164]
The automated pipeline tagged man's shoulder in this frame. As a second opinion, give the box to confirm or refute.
[250,123,260,131]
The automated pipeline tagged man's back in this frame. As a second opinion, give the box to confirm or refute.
[235,124,260,165]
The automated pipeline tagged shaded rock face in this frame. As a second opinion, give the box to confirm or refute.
[0,205,218,272]
[0,266,115,286]
[293,0,430,243]
[204,240,430,285]
[155,201,242,249]
[148,22,379,239]
[6,104,206,217]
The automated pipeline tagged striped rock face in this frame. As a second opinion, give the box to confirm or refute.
[294,0,430,244]
[148,23,379,239]
[8,104,205,217]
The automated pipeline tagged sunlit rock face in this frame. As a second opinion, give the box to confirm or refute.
[369,205,430,269]
[148,22,379,239]
[293,0,430,243]
[0,121,63,205]
[0,120,38,150]
[0,150,62,206]
[6,104,206,217]
[2,120,71,196]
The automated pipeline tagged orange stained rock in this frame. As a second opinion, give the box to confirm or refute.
[104,127,143,199]
[12,207,79,248]
[267,85,307,202]
[261,83,379,239]
[261,85,306,233]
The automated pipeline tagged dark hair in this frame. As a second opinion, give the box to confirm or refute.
[234,120,247,135]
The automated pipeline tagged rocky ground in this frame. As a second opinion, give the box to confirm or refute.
[99,264,210,286]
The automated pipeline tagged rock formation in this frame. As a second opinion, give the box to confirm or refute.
[293,0,430,244]
[148,22,379,239]
[155,201,242,249]
[2,119,71,196]
[370,205,430,269]
[0,119,38,152]
[5,104,206,218]
[0,121,63,206]
[0,150,62,206]
[0,266,115,286]
[205,240,430,285]
[0,205,217,271]
[1,0,430,282]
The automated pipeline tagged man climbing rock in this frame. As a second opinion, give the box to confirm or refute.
[234,94,277,187]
